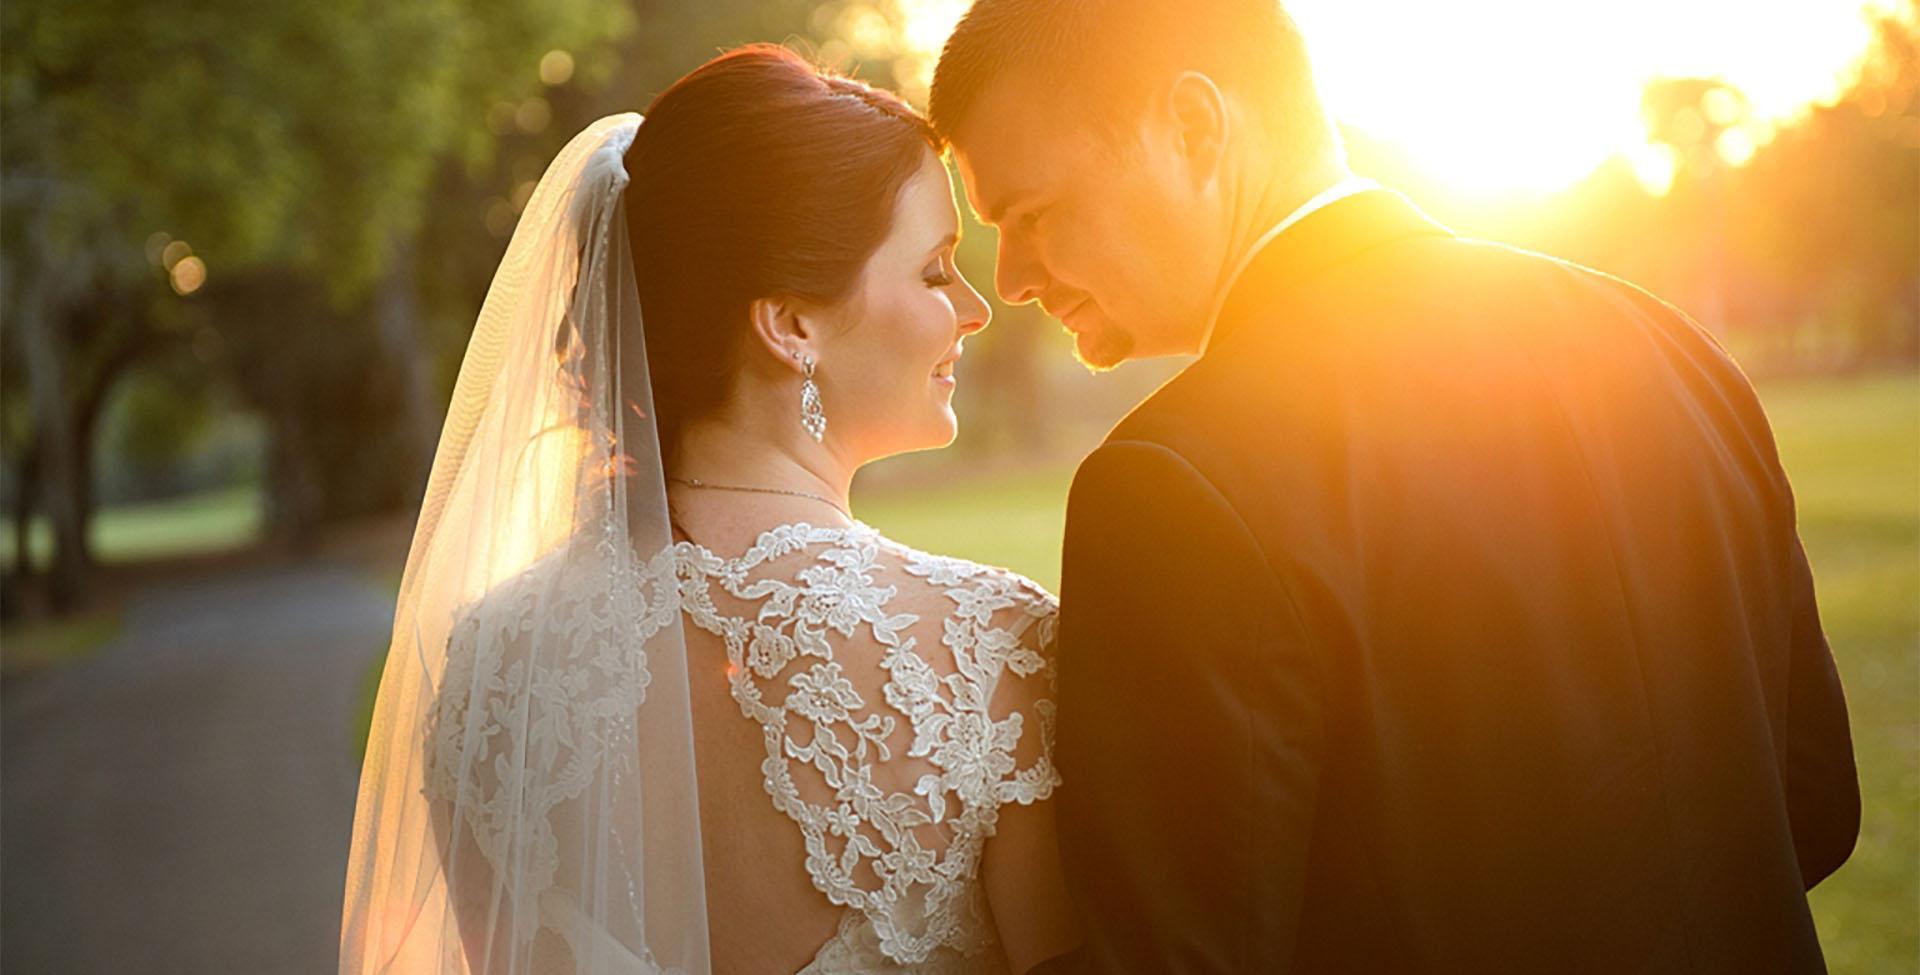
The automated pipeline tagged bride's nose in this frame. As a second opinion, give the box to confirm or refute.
[956,274,991,336]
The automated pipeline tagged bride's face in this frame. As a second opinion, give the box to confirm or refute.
[811,152,990,460]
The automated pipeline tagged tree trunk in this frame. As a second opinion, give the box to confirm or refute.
[19,300,87,612]
[70,406,99,570]
[11,440,38,579]
[373,239,440,506]
[265,405,322,552]
[67,303,158,570]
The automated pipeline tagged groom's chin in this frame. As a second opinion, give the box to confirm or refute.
[1071,326,1134,373]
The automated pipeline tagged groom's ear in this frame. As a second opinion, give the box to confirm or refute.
[747,295,818,373]
[1164,71,1229,190]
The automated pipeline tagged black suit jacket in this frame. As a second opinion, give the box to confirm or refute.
[1049,190,1859,974]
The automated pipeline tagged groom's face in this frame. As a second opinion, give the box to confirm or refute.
[951,79,1221,370]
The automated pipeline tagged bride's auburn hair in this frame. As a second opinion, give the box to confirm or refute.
[622,44,942,459]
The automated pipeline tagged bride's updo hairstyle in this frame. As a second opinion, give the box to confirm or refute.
[623,44,942,460]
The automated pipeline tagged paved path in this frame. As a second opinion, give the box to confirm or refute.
[3,559,395,974]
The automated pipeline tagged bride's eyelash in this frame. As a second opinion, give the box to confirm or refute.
[923,256,955,287]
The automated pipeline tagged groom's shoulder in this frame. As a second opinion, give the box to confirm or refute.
[1095,374,1206,462]
[1073,373,1243,517]
[1075,235,1694,486]
[1097,341,1280,458]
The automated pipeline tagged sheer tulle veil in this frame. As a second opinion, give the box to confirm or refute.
[339,113,712,974]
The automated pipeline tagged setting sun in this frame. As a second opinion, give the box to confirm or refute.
[891,0,1905,196]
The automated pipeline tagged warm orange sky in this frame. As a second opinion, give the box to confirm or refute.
[884,0,1902,197]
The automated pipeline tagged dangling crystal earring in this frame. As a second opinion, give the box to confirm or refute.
[797,352,827,442]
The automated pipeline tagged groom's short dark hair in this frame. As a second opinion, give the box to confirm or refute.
[929,0,1329,147]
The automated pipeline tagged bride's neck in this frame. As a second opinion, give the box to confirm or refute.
[669,408,856,510]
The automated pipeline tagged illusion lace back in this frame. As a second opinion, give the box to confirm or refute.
[426,518,1067,967]
[674,522,1060,974]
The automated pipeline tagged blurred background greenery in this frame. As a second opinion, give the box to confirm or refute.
[1,1,1913,971]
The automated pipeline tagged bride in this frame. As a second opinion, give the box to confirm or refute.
[338,45,1078,975]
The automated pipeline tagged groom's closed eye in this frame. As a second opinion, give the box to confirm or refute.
[980,188,1037,229]
[1004,205,1044,233]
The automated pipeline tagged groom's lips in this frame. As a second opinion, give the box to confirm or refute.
[1048,298,1089,328]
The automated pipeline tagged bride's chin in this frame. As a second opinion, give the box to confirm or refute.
[922,410,960,450]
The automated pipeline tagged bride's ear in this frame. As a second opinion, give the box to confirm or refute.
[747,295,818,374]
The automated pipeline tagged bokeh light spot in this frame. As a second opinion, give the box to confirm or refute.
[1627,142,1680,196]
[539,50,575,87]
[170,256,207,295]
[515,97,551,134]
[1715,126,1759,166]
[161,239,193,271]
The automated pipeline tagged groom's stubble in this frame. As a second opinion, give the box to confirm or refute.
[1070,316,1137,373]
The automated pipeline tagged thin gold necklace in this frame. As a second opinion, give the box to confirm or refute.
[667,476,852,520]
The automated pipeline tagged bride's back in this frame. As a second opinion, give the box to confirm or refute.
[672,515,1058,972]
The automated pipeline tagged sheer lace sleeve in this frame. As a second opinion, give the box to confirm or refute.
[898,551,1060,822]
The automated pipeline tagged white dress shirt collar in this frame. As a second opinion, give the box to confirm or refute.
[1199,175,1378,352]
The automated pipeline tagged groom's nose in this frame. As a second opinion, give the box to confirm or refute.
[993,234,1046,307]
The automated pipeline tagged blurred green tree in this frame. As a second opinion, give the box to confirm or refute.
[1722,4,1920,371]
[2,0,630,606]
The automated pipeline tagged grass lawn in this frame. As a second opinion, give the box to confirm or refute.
[1766,374,1919,974]
[859,466,1077,592]
[0,484,263,570]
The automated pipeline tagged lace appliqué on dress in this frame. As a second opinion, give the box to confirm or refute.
[676,523,1059,970]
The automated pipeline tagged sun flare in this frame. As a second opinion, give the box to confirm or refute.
[889,0,1904,197]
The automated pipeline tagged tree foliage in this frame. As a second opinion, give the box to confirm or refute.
[0,0,632,608]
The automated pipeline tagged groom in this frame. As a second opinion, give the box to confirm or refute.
[932,1,1859,971]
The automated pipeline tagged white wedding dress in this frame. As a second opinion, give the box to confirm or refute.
[422,519,1060,973]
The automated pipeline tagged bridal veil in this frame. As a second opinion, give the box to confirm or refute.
[340,114,711,974]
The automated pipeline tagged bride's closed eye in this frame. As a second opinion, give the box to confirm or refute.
[923,256,956,288]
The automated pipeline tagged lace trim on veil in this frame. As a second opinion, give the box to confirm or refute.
[423,532,682,951]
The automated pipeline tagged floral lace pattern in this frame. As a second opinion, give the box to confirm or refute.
[675,522,1060,970]
[423,529,681,946]
[422,520,1059,972]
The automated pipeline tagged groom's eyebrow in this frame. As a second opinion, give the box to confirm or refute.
[978,189,1027,227]
[983,187,1044,229]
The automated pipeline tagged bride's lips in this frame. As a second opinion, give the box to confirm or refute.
[932,351,961,387]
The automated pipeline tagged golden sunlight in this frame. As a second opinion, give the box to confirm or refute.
[892,0,1904,197]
